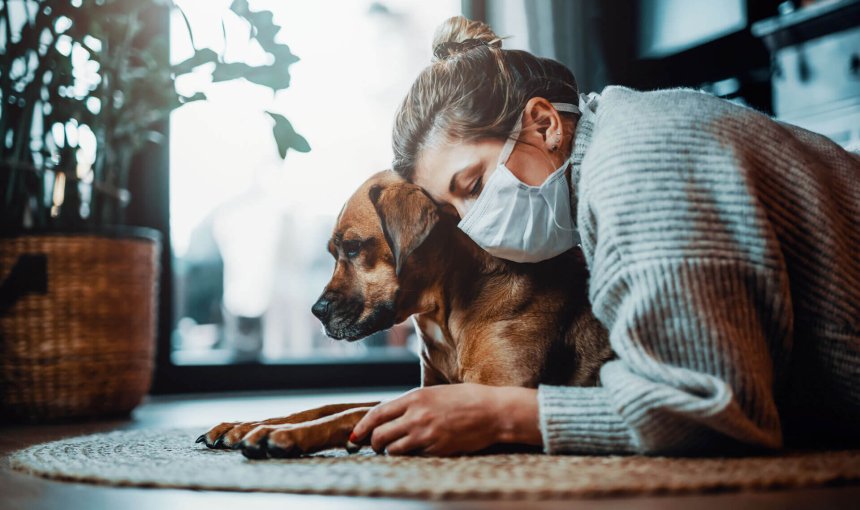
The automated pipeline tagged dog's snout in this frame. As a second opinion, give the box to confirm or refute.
[312,297,332,320]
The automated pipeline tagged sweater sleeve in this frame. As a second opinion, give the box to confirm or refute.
[538,257,790,455]
[536,86,807,455]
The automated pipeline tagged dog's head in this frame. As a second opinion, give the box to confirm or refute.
[312,171,439,341]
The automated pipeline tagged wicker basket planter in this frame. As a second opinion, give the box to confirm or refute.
[0,227,161,422]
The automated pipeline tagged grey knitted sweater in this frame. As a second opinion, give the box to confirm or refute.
[537,86,860,455]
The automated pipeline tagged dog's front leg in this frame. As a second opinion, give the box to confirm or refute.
[239,406,374,459]
[198,401,380,449]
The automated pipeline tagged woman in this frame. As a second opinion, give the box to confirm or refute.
[350,16,860,456]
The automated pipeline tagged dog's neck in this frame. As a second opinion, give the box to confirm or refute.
[398,213,594,319]
[394,214,514,330]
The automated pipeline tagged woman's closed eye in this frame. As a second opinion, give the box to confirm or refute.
[469,176,483,197]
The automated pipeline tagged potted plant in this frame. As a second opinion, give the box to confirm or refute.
[0,0,307,421]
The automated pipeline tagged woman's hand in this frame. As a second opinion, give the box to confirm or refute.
[349,383,542,456]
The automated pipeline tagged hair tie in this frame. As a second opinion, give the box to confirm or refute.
[433,38,489,61]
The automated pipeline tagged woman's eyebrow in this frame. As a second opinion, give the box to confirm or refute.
[449,163,480,193]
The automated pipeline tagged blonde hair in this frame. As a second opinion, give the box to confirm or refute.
[393,16,579,180]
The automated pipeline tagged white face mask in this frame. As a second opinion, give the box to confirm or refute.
[457,102,580,263]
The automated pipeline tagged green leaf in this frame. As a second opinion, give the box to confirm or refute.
[212,62,292,91]
[171,48,219,75]
[210,62,252,82]
[271,44,299,65]
[266,111,310,158]
[179,92,207,104]
[229,0,298,67]
[241,9,280,44]
[230,0,251,16]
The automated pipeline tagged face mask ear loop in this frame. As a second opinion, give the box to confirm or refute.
[541,102,579,233]
[551,102,580,116]
[498,115,524,168]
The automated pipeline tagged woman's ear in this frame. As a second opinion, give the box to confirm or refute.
[522,97,564,152]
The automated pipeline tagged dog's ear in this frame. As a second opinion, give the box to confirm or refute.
[369,182,439,276]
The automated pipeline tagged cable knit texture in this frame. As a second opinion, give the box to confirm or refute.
[538,86,860,455]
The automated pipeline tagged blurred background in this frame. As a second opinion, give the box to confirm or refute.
[168,0,459,370]
[3,0,858,395]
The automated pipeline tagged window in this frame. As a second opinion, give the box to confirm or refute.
[637,0,746,58]
[167,0,460,385]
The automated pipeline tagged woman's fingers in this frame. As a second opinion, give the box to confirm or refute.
[384,434,428,456]
[351,394,412,441]
[369,416,411,454]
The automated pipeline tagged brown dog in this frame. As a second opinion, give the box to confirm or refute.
[197,170,611,458]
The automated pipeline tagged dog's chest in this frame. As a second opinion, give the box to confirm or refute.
[413,315,462,384]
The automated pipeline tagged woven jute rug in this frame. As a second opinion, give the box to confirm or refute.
[6,427,860,499]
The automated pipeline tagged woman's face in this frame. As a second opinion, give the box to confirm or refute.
[412,99,573,217]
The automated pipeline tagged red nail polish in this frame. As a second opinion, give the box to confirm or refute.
[349,431,358,443]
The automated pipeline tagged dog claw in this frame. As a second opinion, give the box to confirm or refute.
[345,440,360,454]
[195,434,206,444]
[213,436,225,449]
[230,441,244,450]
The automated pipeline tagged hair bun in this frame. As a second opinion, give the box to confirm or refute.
[433,39,489,61]
[431,16,502,62]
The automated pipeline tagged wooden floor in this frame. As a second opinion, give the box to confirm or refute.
[2,388,859,510]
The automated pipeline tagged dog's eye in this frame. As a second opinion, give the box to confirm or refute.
[342,240,361,258]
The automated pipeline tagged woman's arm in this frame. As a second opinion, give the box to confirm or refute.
[548,93,796,454]
[538,257,788,455]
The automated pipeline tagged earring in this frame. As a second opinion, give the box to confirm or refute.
[551,131,561,151]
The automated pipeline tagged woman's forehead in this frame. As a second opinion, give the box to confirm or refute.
[415,144,461,183]
[415,140,496,194]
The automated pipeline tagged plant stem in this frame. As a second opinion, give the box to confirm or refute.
[0,1,12,159]
[1,1,16,217]
[5,2,56,224]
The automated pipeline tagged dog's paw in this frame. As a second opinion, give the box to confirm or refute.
[221,421,266,449]
[197,421,257,449]
[239,424,318,459]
